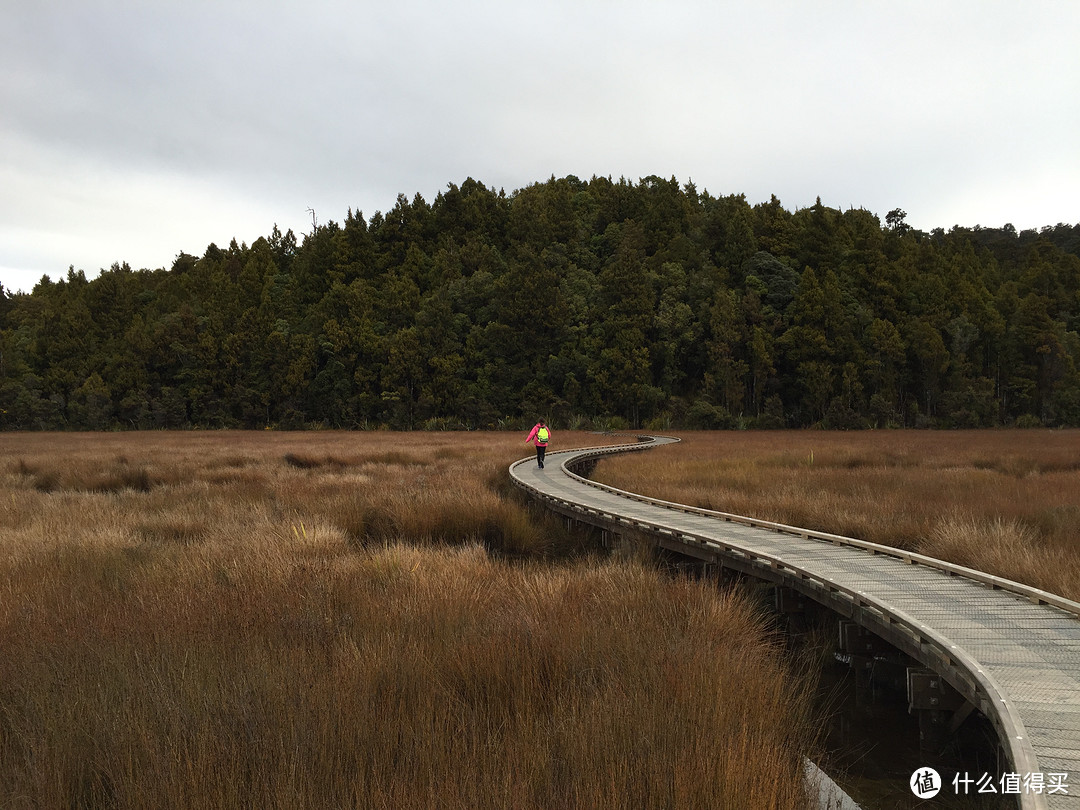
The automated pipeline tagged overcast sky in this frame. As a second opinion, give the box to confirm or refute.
[2,0,1077,293]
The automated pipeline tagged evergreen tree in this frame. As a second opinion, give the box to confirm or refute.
[1,174,1076,430]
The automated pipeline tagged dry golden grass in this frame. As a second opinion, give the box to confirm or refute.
[0,431,816,809]
[591,430,1080,600]
[0,430,598,567]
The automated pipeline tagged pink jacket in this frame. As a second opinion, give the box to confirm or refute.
[525,424,549,446]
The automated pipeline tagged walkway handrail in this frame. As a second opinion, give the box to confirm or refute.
[509,435,1060,810]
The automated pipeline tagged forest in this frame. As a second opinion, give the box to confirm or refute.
[1,175,1078,430]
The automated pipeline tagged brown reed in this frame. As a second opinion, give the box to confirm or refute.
[0,431,817,809]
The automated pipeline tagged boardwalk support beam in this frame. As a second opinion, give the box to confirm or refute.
[908,667,967,752]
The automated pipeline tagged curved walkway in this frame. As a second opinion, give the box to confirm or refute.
[510,436,1080,810]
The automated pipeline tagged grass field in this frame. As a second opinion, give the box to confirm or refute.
[0,431,816,809]
[590,429,1080,602]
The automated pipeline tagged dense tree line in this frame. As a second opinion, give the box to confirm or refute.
[2,175,1079,430]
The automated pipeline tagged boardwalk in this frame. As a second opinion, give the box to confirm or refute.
[510,436,1080,810]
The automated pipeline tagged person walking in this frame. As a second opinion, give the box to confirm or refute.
[525,419,550,469]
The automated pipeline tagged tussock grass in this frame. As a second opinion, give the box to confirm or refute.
[0,547,815,809]
[592,430,1080,600]
[15,454,177,494]
[0,431,818,809]
[0,431,571,563]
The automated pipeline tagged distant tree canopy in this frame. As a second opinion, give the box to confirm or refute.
[2,175,1079,430]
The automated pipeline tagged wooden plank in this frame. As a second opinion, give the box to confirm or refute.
[1022,710,1080,733]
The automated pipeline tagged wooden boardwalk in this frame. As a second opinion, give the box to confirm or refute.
[511,436,1080,810]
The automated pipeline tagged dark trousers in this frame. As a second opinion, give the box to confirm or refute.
[536,444,546,467]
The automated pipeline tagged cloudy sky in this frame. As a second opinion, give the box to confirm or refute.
[2,0,1077,293]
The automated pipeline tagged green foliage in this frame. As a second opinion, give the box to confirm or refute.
[2,179,1079,430]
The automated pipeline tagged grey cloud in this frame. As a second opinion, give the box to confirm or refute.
[1,0,1077,291]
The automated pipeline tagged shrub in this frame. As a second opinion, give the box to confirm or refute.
[685,399,734,430]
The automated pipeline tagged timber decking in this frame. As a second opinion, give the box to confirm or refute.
[510,435,1080,810]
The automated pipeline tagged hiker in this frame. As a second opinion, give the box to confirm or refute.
[525,419,550,469]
